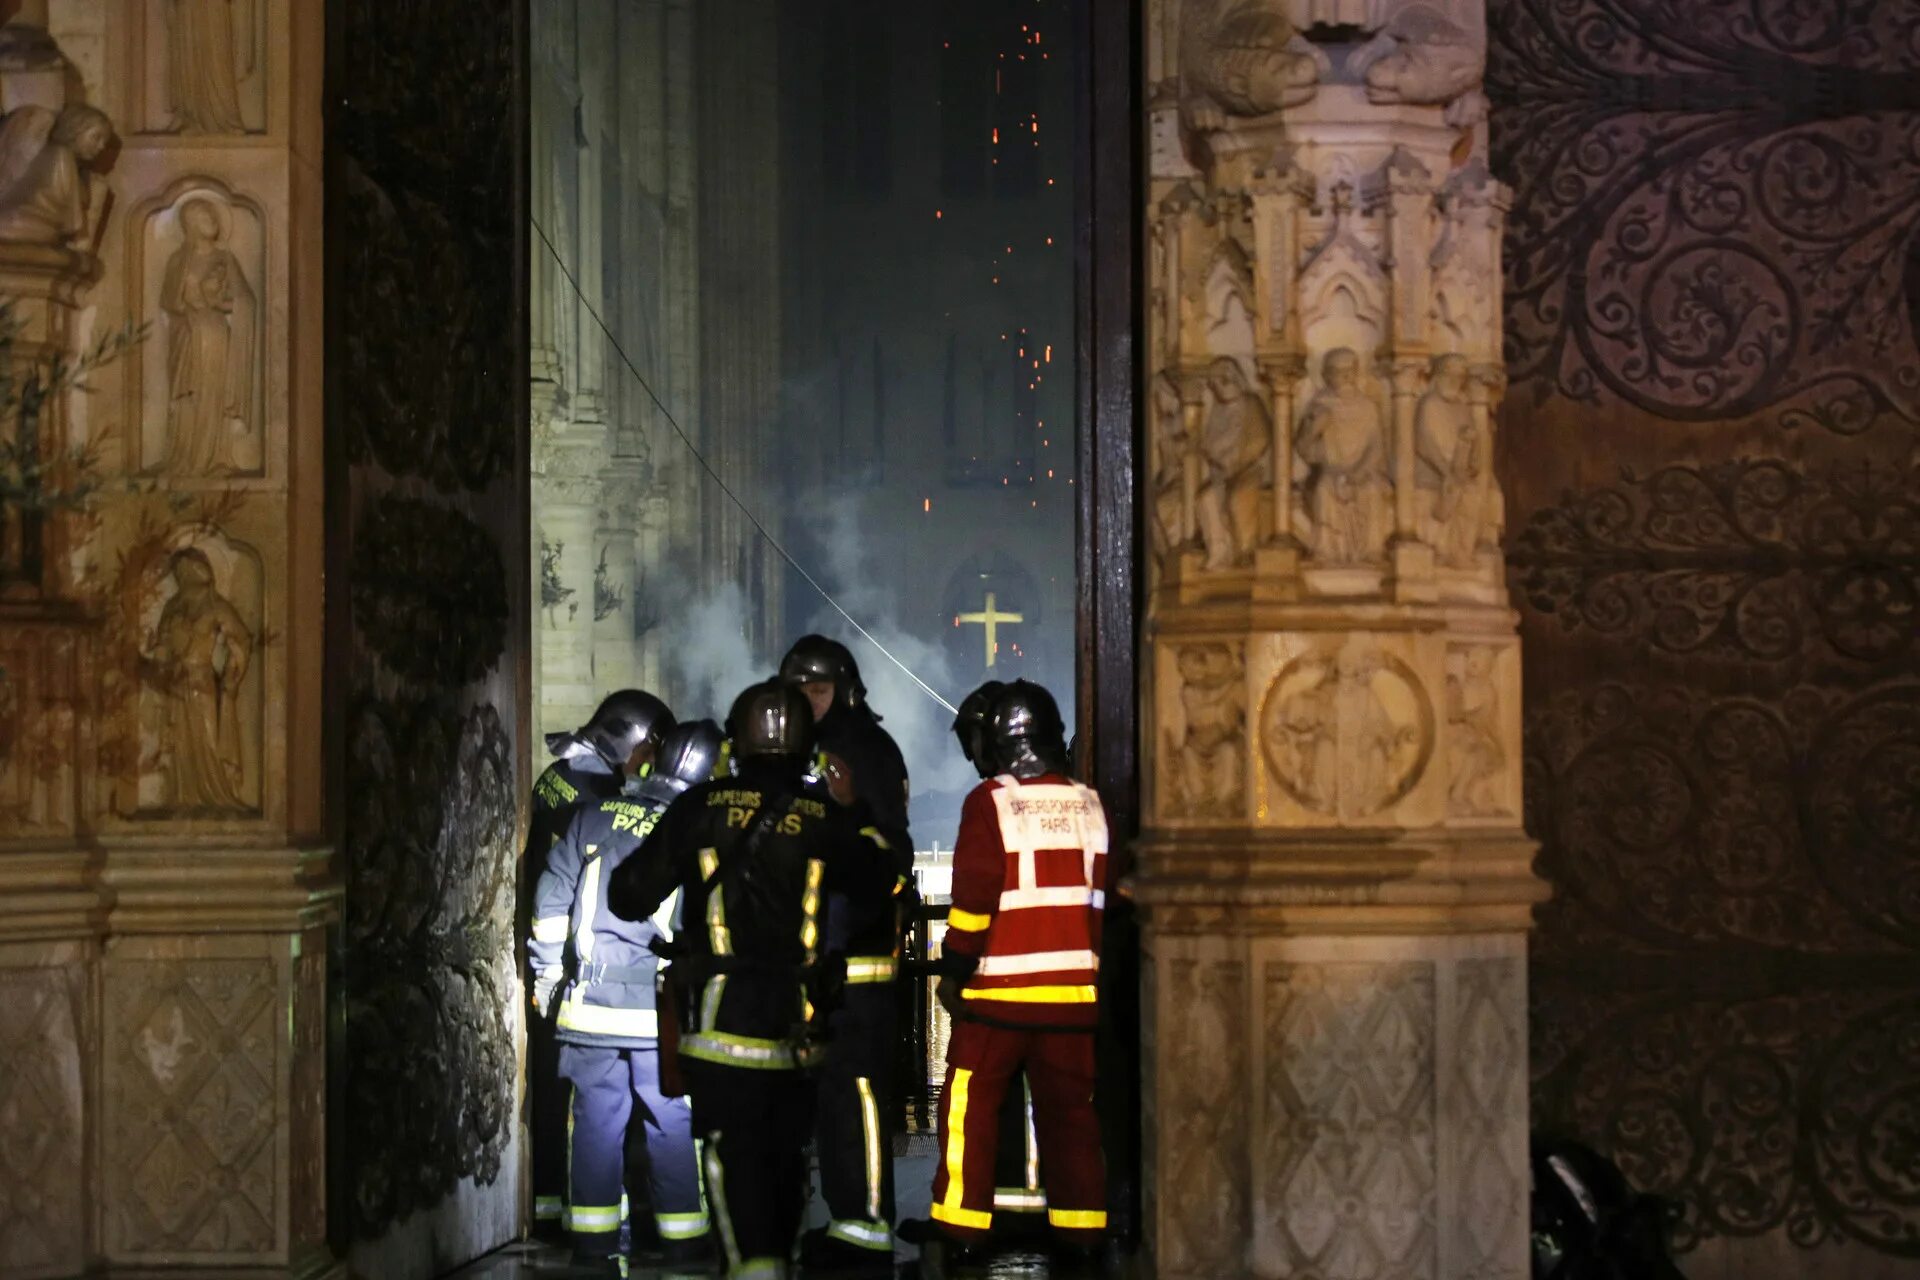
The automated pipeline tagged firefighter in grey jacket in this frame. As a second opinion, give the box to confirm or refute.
[530,720,723,1271]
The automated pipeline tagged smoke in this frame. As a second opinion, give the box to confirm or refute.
[659,580,764,728]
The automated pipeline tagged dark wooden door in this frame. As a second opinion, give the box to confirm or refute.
[325,0,531,1269]
[1491,3,1920,1274]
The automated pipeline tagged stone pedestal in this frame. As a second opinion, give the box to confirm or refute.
[1139,1,1540,1275]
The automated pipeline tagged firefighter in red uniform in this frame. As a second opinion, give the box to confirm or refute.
[931,680,1110,1272]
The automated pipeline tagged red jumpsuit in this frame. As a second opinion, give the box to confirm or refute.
[932,772,1109,1244]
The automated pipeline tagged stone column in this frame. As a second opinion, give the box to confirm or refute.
[1138,3,1540,1278]
[571,0,612,426]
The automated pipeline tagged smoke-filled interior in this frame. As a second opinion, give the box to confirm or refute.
[531,0,1080,847]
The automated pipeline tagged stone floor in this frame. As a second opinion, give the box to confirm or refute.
[444,1238,1067,1278]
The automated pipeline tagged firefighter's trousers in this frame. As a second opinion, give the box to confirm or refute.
[931,1017,1106,1243]
[684,1059,816,1280]
[530,1014,568,1232]
[813,974,898,1252]
[558,1044,709,1257]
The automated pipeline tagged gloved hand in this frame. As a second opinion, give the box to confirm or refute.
[531,973,560,1020]
[936,975,964,1019]
[822,752,856,806]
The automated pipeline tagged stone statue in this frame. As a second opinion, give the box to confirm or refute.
[1447,647,1504,814]
[1413,353,1486,563]
[1341,653,1411,814]
[163,198,257,475]
[1349,3,1482,106]
[169,0,253,135]
[1181,0,1319,131]
[1297,348,1390,563]
[1169,645,1245,818]
[148,548,253,813]
[1150,371,1189,565]
[1269,663,1338,812]
[0,104,116,246]
[1195,357,1271,570]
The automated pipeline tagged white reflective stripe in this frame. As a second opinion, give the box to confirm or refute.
[995,1189,1048,1212]
[856,1076,883,1220]
[996,886,1100,911]
[827,1219,893,1249]
[658,1210,709,1239]
[531,915,570,944]
[570,1203,621,1231]
[1024,1081,1041,1191]
[575,856,602,963]
[557,996,659,1038]
[652,888,679,942]
[704,1136,741,1270]
[974,949,1097,976]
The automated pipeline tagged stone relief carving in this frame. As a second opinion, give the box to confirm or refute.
[1444,645,1506,816]
[1349,3,1482,106]
[1197,357,1272,569]
[1297,347,1391,564]
[163,198,258,475]
[1180,0,1320,131]
[142,547,256,814]
[0,103,115,246]
[1413,353,1488,564]
[0,963,86,1277]
[1160,957,1249,1274]
[1149,371,1193,568]
[166,0,258,135]
[1261,649,1433,818]
[1264,960,1437,1276]
[349,496,509,686]
[1165,644,1247,818]
[102,955,279,1255]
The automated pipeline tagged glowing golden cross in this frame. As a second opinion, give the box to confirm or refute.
[956,591,1024,669]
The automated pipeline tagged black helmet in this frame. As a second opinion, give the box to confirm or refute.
[953,680,1007,779]
[778,634,867,713]
[985,680,1069,780]
[726,680,815,761]
[560,689,674,772]
[654,719,725,794]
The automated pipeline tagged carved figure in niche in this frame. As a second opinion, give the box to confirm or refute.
[1297,348,1390,563]
[1168,645,1245,818]
[1447,647,1504,814]
[1414,354,1488,564]
[1150,371,1190,565]
[1349,4,1482,105]
[1180,0,1319,131]
[0,104,116,246]
[163,198,257,475]
[146,549,253,813]
[1268,663,1338,812]
[1195,358,1271,570]
[1340,652,1416,814]
[168,0,254,134]
[1261,650,1434,818]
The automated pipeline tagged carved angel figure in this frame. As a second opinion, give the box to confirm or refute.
[1297,348,1390,563]
[1195,358,1271,570]
[163,198,257,474]
[1349,3,1483,106]
[148,549,253,813]
[1169,645,1245,817]
[0,104,116,246]
[1180,0,1320,131]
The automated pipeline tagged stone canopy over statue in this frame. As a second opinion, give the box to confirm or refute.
[0,103,115,247]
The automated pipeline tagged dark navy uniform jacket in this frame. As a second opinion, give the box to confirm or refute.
[519,749,623,956]
[812,707,915,960]
[530,774,681,1049]
[605,762,898,1070]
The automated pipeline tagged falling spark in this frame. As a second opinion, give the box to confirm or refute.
[923,497,931,512]
[1044,344,1052,361]
[935,209,943,219]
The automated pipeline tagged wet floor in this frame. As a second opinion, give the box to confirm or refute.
[446,1238,1093,1278]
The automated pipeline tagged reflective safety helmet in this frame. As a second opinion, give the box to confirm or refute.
[985,680,1070,780]
[952,679,1007,779]
[654,719,726,793]
[577,689,674,772]
[726,680,815,761]
[778,634,867,713]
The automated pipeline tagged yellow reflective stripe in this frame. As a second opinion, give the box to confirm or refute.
[658,1210,710,1240]
[703,1138,740,1270]
[845,957,899,983]
[681,1031,820,1070]
[1048,1208,1108,1230]
[698,847,720,880]
[700,974,728,1032]
[858,825,892,851]
[800,858,824,960]
[575,855,601,962]
[531,915,570,944]
[932,1201,993,1230]
[705,853,732,956]
[939,1067,987,1230]
[534,1195,565,1220]
[733,1261,785,1279]
[947,907,992,932]
[570,1203,622,1231]
[556,995,659,1038]
[963,984,1098,1004]
[856,1076,883,1220]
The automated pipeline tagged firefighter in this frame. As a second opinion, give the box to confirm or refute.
[606,680,900,1280]
[528,719,721,1273]
[522,690,674,1238]
[932,680,1110,1271]
[951,680,1052,1237]
[778,636,915,1270]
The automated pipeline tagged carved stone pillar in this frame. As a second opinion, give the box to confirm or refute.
[1138,3,1540,1277]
